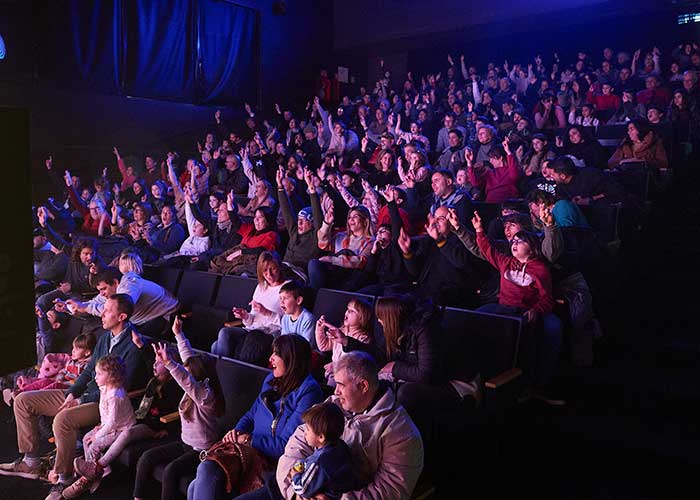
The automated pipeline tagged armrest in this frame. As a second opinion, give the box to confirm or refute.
[159,411,181,424]
[128,388,147,398]
[485,368,523,389]
[223,319,242,328]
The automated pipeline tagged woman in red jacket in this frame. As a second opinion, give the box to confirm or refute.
[471,210,563,404]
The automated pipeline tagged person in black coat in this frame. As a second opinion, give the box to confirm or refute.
[555,125,607,169]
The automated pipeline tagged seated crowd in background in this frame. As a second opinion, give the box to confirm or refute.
[5,39,696,500]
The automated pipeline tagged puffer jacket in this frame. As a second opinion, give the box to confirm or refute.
[277,389,424,500]
[607,131,669,170]
[235,373,323,461]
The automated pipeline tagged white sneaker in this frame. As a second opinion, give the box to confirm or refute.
[0,457,41,479]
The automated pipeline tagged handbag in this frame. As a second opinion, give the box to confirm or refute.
[199,440,267,494]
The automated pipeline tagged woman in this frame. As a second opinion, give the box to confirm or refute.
[368,149,401,188]
[123,179,147,210]
[607,118,669,170]
[556,125,607,169]
[238,180,276,218]
[211,252,289,364]
[608,90,646,124]
[521,133,556,178]
[188,335,323,500]
[308,203,374,291]
[533,93,567,131]
[209,202,279,276]
[126,203,155,245]
[149,180,173,222]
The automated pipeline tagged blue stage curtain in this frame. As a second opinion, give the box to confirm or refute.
[196,0,258,105]
[40,0,122,94]
[124,0,196,101]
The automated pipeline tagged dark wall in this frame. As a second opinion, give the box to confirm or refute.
[330,0,690,95]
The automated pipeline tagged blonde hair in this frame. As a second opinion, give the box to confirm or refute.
[119,251,143,275]
[256,251,282,286]
[345,298,372,333]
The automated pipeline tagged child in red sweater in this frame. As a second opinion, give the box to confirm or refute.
[466,139,521,203]
[471,211,563,404]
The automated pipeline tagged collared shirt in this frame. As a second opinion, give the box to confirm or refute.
[109,324,130,353]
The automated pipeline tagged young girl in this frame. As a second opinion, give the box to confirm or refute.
[471,211,563,404]
[466,139,521,203]
[66,348,183,497]
[4,333,95,406]
[61,355,135,497]
[133,317,224,500]
[315,299,373,386]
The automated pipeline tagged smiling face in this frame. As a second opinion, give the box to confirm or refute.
[627,123,640,142]
[193,220,208,237]
[346,209,366,235]
[431,172,452,198]
[253,209,268,232]
[262,261,281,286]
[269,349,287,378]
[132,182,143,195]
[477,127,492,145]
[568,128,582,144]
[254,181,267,198]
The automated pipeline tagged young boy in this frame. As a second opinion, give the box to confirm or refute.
[279,281,315,349]
[290,401,355,499]
[4,332,96,405]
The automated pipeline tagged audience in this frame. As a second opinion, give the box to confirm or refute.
[13,35,696,499]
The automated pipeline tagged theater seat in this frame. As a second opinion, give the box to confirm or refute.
[213,275,258,310]
[311,288,376,333]
[143,265,182,295]
[175,270,220,312]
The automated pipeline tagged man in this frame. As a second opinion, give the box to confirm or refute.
[143,154,163,187]
[470,124,497,164]
[636,75,671,109]
[406,168,471,224]
[64,261,178,337]
[437,129,466,171]
[399,205,478,307]
[0,294,151,500]
[435,113,467,153]
[33,227,68,294]
[277,352,424,500]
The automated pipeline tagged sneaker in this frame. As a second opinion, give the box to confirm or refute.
[0,457,41,479]
[61,476,99,498]
[73,457,103,481]
[44,481,66,500]
[3,388,13,406]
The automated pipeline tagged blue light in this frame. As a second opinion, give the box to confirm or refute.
[0,34,5,60]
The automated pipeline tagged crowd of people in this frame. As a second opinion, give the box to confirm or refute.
[1,39,693,500]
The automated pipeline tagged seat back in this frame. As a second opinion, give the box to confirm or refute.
[312,288,376,335]
[214,275,258,310]
[142,265,182,296]
[216,356,271,432]
[441,307,522,382]
[176,270,220,311]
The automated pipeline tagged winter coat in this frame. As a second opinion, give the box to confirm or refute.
[277,389,424,500]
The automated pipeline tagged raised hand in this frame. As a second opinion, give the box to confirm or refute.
[447,54,454,66]
[397,227,411,254]
[471,211,483,232]
[37,206,48,227]
[153,342,172,365]
[539,203,555,227]
[112,146,120,158]
[323,205,334,225]
[45,156,53,170]
[502,138,511,156]
[244,102,253,115]
[214,109,221,122]
[172,315,183,337]
[404,168,416,189]
[64,170,73,187]
[276,165,285,189]
[380,185,395,202]
[446,207,460,230]
[464,147,474,165]
[275,103,282,114]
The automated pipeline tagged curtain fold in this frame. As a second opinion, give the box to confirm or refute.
[196,0,258,105]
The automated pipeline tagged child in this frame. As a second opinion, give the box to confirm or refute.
[132,316,224,500]
[315,299,372,386]
[290,402,355,499]
[466,138,521,203]
[67,348,184,496]
[279,281,315,349]
[4,332,95,406]
[471,211,563,403]
[62,355,136,497]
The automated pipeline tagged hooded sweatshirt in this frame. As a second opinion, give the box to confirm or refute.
[476,231,554,315]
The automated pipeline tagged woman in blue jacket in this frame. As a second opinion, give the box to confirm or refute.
[188,335,323,499]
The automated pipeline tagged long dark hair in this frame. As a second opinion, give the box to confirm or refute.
[181,354,224,421]
[71,238,97,263]
[375,296,413,360]
[269,335,311,397]
[513,230,544,261]
[625,118,653,145]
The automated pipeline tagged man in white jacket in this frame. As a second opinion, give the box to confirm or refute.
[276,351,424,500]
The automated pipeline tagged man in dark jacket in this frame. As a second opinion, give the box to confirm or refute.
[398,206,479,307]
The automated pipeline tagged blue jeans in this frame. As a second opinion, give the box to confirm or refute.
[187,460,229,500]
[477,303,563,389]
[211,326,248,357]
